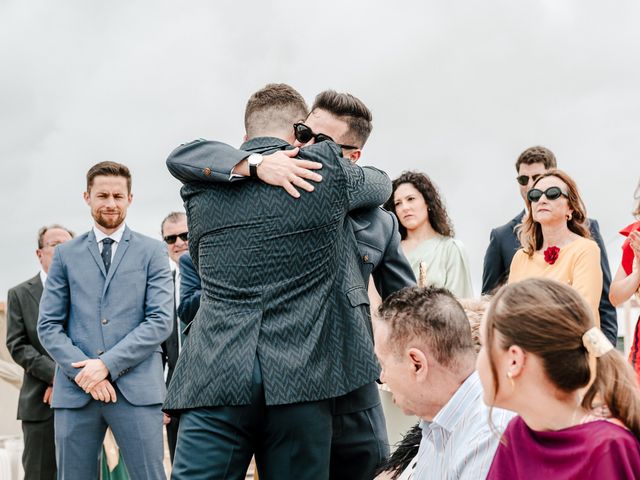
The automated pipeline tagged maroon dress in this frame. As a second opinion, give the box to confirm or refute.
[487,416,640,479]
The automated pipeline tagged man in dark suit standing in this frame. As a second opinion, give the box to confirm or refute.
[159,211,189,462]
[481,146,617,344]
[6,224,74,479]
[165,83,392,479]
[167,89,415,480]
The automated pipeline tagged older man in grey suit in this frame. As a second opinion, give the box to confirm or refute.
[38,161,173,480]
[6,224,73,480]
[165,83,391,480]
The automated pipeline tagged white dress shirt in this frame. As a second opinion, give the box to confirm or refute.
[93,223,126,260]
[407,371,514,480]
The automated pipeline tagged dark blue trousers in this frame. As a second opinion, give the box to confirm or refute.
[171,357,332,480]
[329,383,389,480]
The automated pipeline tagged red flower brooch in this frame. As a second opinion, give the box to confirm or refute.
[544,246,560,265]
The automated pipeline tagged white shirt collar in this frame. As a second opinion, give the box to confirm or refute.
[39,269,47,286]
[93,223,126,244]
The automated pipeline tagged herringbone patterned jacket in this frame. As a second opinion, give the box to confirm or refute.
[164,137,391,408]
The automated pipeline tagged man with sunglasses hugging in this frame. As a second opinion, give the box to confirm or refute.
[164,83,393,480]
[166,88,416,480]
[159,211,189,463]
[481,146,617,345]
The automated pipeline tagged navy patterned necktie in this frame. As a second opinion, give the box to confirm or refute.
[101,238,114,273]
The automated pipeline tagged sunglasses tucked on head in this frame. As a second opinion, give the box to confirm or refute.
[516,174,542,186]
[527,186,568,203]
[293,123,359,151]
[164,232,188,244]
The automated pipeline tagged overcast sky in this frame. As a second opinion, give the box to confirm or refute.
[1,0,639,300]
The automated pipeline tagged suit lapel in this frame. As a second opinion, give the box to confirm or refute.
[25,274,43,305]
[103,227,131,293]
[87,231,107,277]
[510,210,525,233]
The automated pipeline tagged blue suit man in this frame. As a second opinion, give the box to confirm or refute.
[38,161,173,480]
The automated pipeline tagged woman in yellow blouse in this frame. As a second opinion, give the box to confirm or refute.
[509,169,602,325]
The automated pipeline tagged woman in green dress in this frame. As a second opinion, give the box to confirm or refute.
[384,171,473,298]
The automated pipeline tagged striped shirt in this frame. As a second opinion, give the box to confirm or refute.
[408,371,514,479]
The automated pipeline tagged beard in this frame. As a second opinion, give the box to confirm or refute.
[93,209,126,230]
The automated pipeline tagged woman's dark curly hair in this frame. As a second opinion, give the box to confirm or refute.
[383,171,454,240]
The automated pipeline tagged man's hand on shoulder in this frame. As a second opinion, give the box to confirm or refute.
[72,358,109,393]
[88,379,117,403]
[234,148,323,198]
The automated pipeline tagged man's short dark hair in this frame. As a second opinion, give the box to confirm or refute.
[86,161,132,193]
[311,90,373,148]
[161,211,187,235]
[37,224,75,249]
[244,83,309,139]
[515,146,558,172]
[378,286,475,368]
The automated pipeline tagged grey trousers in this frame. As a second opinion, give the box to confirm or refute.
[54,389,165,480]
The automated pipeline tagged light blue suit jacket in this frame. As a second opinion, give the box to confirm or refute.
[37,226,174,408]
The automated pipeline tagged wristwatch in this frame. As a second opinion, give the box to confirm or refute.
[247,154,263,178]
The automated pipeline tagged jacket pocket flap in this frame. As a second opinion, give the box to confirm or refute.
[346,287,370,307]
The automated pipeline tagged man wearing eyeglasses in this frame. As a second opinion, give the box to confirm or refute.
[481,145,617,345]
[159,211,189,463]
[6,224,74,480]
[166,89,416,480]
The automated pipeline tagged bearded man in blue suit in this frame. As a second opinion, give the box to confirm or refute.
[38,161,173,480]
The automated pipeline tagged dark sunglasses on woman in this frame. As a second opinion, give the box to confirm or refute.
[293,123,359,150]
[527,186,568,203]
[163,232,188,244]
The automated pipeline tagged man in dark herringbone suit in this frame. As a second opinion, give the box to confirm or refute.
[167,90,416,480]
[164,84,392,480]
[6,224,74,480]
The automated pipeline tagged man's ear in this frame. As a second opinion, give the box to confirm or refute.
[83,191,90,205]
[347,150,361,163]
[407,348,428,379]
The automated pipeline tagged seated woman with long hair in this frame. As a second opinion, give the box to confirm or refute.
[384,171,473,298]
[509,169,602,325]
[477,278,640,479]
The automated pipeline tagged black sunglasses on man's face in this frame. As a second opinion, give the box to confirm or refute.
[163,232,188,245]
[293,123,359,151]
[516,174,542,186]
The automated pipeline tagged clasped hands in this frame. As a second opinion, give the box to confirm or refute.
[72,358,117,403]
